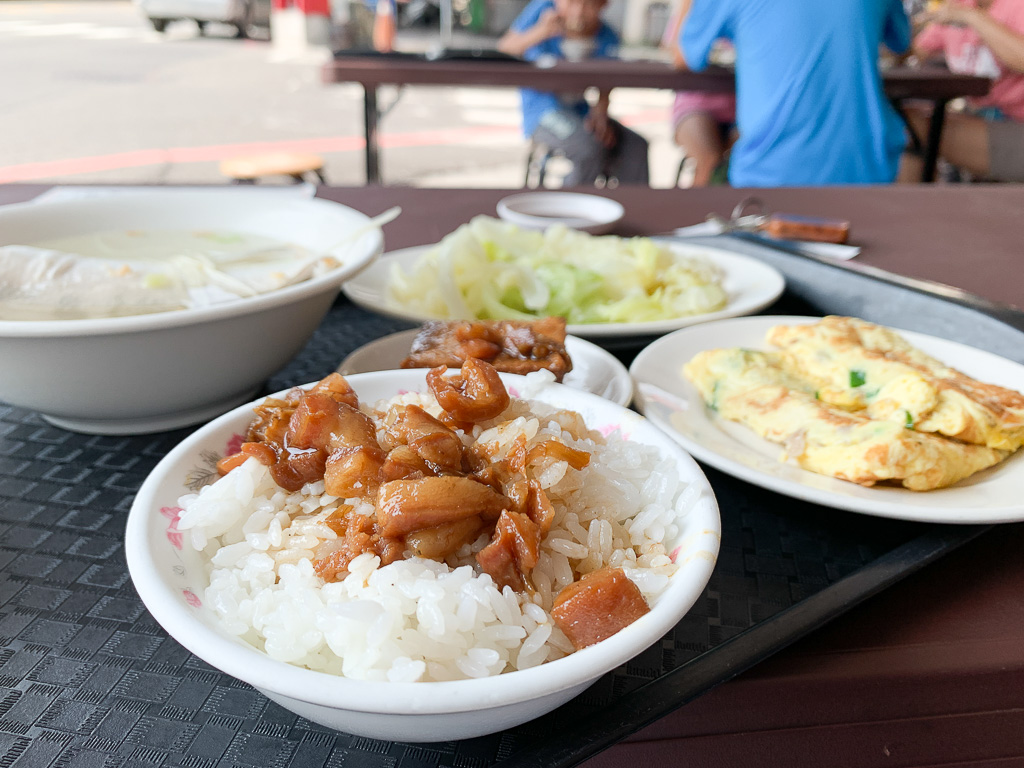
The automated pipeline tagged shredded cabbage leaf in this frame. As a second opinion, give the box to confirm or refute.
[386,217,728,324]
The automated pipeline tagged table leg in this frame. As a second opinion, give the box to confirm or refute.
[922,98,948,183]
[364,84,381,185]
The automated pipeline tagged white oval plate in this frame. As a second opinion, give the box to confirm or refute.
[340,242,785,341]
[338,329,634,406]
[630,315,1024,524]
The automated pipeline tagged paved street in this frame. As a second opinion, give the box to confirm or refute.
[0,0,679,188]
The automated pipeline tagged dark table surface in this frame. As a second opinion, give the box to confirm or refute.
[0,184,1023,768]
[321,58,992,101]
[323,184,1021,311]
[321,58,992,185]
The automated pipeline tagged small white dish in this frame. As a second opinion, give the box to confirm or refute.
[559,38,597,62]
[126,369,720,741]
[341,243,785,343]
[630,315,1024,524]
[338,329,634,406]
[496,192,624,235]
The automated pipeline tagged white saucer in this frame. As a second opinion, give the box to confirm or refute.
[496,192,624,235]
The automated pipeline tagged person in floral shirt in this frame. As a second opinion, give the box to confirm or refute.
[904,0,1024,180]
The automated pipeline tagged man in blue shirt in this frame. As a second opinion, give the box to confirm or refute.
[680,0,911,187]
[499,0,649,185]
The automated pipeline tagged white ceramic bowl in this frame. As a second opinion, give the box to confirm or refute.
[560,37,597,62]
[496,192,625,235]
[0,191,383,434]
[126,369,720,741]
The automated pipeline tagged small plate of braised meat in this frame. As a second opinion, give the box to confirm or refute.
[339,318,634,406]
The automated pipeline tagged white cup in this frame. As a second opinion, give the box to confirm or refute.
[561,37,596,62]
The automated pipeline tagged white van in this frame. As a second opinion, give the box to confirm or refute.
[134,0,271,36]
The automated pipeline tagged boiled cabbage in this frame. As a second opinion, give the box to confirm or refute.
[386,217,727,325]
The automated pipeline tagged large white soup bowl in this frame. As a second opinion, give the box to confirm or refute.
[0,191,383,434]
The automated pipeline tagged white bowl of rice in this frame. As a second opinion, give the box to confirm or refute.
[126,368,720,742]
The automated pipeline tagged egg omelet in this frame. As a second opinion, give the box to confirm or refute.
[683,347,1008,491]
[767,316,1024,451]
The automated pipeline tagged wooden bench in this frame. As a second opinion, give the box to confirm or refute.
[219,152,327,184]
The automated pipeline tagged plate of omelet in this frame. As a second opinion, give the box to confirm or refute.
[630,315,1024,523]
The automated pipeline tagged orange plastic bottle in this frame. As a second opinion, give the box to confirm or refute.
[372,0,396,53]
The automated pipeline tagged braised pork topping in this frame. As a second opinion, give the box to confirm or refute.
[400,318,573,381]
[426,357,511,424]
[217,361,585,592]
[218,361,654,648]
[551,567,651,650]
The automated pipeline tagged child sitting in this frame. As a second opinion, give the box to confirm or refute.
[498,0,650,186]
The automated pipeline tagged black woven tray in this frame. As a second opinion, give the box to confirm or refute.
[0,237,1017,768]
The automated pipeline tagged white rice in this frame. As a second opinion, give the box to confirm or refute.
[177,380,693,682]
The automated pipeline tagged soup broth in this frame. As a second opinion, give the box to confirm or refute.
[1,229,331,321]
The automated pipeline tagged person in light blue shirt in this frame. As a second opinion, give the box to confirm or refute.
[680,0,911,187]
[499,0,649,185]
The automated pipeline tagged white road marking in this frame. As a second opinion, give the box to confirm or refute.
[458,108,520,127]
[451,90,521,108]
[82,27,144,40]
[0,19,150,40]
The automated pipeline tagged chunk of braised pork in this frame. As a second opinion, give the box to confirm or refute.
[525,440,591,471]
[313,509,404,583]
[526,480,555,534]
[325,445,385,498]
[379,445,431,483]
[216,389,305,475]
[427,358,510,424]
[283,392,386,496]
[400,318,572,381]
[215,441,276,475]
[469,435,567,540]
[481,433,589,475]
[405,517,485,559]
[270,448,327,493]
[288,393,370,451]
[476,509,542,592]
[470,454,529,515]
[551,567,650,649]
[449,320,502,360]
[247,388,304,445]
[216,375,372,492]
[385,405,464,473]
[470,461,553,538]
[306,372,359,409]
[376,476,507,538]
